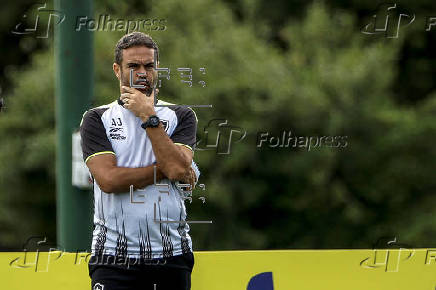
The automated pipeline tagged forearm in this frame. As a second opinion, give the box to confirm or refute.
[101,164,165,193]
[145,124,191,180]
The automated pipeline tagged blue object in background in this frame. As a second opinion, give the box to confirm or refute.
[247,272,274,290]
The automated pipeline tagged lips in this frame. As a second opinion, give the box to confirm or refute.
[135,81,149,87]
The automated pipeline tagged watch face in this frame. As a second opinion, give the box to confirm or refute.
[150,116,160,127]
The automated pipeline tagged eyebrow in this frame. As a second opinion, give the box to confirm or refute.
[126,61,155,67]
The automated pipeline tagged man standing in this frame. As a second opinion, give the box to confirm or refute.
[80,32,198,290]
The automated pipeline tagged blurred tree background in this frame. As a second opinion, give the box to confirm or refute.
[0,0,435,250]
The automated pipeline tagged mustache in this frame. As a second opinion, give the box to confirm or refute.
[134,78,151,87]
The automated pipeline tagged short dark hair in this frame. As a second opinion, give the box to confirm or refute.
[114,32,159,65]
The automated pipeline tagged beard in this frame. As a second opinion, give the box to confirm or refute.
[120,69,157,97]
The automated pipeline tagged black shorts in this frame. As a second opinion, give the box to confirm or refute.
[88,252,195,290]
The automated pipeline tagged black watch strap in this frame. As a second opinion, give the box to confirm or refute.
[141,115,160,129]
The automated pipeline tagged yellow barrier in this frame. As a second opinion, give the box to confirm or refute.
[1,249,435,289]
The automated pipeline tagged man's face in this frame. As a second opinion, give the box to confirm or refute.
[113,46,158,96]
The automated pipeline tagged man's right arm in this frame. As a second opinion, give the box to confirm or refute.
[80,108,164,193]
[86,154,164,193]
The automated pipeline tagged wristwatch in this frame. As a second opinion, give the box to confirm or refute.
[141,115,160,129]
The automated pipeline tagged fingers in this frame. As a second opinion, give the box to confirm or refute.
[120,86,156,117]
[121,86,135,93]
[190,168,195,186]
[120,93,131,108]
[120,93,130,101]
[180,169,195,191]
[191,168,197,184]
[189,168,195,191]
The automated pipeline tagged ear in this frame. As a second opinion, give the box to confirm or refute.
[113,63,121,80]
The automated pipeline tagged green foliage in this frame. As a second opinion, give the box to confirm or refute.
[0,50,56,247]
[0,0,435,250]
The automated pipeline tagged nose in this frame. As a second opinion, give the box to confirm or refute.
[136,65,147,76]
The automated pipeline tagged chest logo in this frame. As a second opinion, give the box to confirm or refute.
[109,118,126,140]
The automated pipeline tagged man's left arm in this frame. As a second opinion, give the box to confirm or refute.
[146,113,196,181]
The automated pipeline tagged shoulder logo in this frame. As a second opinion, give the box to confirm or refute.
[161,119,169,132]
